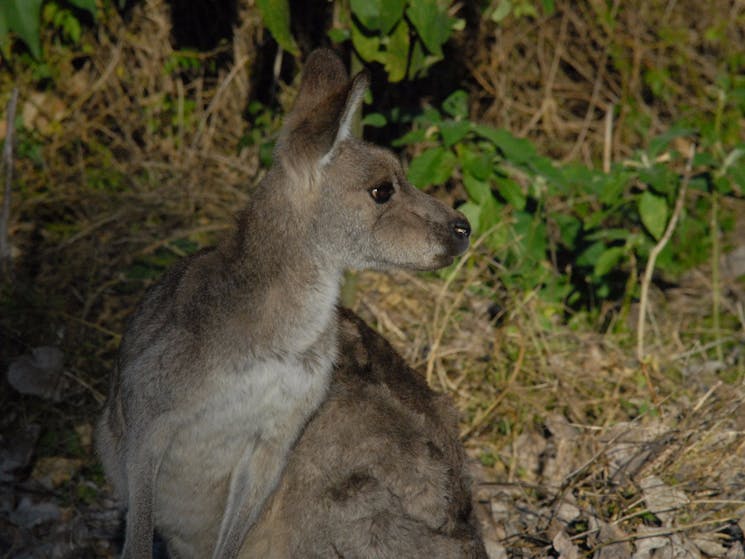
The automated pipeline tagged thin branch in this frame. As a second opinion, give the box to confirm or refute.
[637,143,696,362]
[1,88,19,279]
[603,104,614,173]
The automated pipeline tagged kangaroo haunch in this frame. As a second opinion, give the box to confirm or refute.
[96,48,474,559]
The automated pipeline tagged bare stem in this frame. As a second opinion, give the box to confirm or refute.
[1,88,19,279]
[637,143,696,362]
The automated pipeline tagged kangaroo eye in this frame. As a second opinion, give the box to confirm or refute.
[369,181,394,204]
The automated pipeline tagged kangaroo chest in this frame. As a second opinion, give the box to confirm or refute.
[154,354,334,557]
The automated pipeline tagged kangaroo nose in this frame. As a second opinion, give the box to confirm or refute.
[451,218,471,240]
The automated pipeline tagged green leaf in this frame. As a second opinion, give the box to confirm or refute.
[494,175,526,210]
[327,27,350,43]
[380,0,407,33]
[442,89,469,119]
[350,0,381,30]
[407,147,457,188]
[256,0,299,56]
[362,113,387,127]
[463,174,491,205]
[576,241,605,267]
[440,120,470,147]
[479,194,503,244]
[639,163,676,195]
[512,211,547,264]
[3,0,43,59]
[638,190,668,240]
[648,126,694,158]
[408,39,428,79]
[392,127,427,147]
[459,146,491,180]
[382,19,409,82]
[554,214,581,247]
[350,0,405,34]
[473,125,537,164]
[593,171,629,205]
[491,0,512,22]
[66,0,97,17]
[351,20,384,63]
[406,0,452,58]
[593,246,626,277]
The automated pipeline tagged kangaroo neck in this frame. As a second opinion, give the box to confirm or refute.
[221,175,341,358]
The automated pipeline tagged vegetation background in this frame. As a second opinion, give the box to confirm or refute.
[0,0,744,556]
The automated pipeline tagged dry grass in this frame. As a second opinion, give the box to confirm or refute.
[469,0,745,164]
[1,0,744,557]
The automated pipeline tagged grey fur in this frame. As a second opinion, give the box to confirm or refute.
[242,308,488,558]
[95,48,472,559]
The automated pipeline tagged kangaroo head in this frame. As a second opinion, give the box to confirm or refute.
[274,48,470,272]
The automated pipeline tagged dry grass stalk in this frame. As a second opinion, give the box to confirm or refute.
[637,143,696,362]
[0,88,18,279]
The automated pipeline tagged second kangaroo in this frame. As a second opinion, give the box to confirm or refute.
[95,48,471,558]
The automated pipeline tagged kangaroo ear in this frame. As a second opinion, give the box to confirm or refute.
[277,49,369,179]
[321,70,369,164]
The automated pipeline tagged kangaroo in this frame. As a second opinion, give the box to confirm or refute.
[95,47,471,559]
[242,308,489,558]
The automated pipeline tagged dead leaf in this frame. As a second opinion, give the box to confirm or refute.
[6,346,65,401]
[75,423,93,449]
[691,535,728,557]
[602,421,668,482]
[632,526,670,559]
[726,541,744,559]
[542,414,582,487]
[640,475,689,526]
[9,496,61,528]
[650,533,701,559]
[593,521,632,559]
[553,530,580,559]
[31,457,83,490]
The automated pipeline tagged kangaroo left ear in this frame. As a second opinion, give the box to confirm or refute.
[321,70,369,165]
[275,49,369,184]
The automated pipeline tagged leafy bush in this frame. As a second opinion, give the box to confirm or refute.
[0,0,97,59]
[395,90,743,311]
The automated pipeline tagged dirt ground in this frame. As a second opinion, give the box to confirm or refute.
[1,1,744,557]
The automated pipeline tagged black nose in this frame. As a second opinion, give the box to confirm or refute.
[451,218,471,240]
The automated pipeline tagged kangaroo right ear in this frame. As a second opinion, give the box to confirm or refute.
[276,49,369,183]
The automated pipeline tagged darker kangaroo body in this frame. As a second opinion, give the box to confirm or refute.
[96,48,475,559]
[243,308,488,558]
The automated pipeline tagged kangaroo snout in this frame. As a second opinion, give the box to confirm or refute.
[450,215,471,253]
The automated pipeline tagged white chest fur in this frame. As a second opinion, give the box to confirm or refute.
[154,353,334,557]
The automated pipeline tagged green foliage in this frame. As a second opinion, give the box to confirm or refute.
[0,0,96,59]
[255,0,299,56]
[395,90,743,310]
[333,0,463,82]
[487,0,554,23]
[1,0,44,58]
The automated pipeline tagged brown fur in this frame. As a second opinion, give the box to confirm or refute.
[242,308,488,558]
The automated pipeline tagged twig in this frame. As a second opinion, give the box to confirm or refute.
[425,226,495,386]
[191,55,250,150]
[637,143,696,362]
[692,380,722,412]
[603,104,614,173]
[1,88,19,279]
[711,190,723,362]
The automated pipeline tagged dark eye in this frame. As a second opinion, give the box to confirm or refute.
[369,181,394,204]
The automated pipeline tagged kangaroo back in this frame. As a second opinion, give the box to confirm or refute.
[241,309,488,558]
